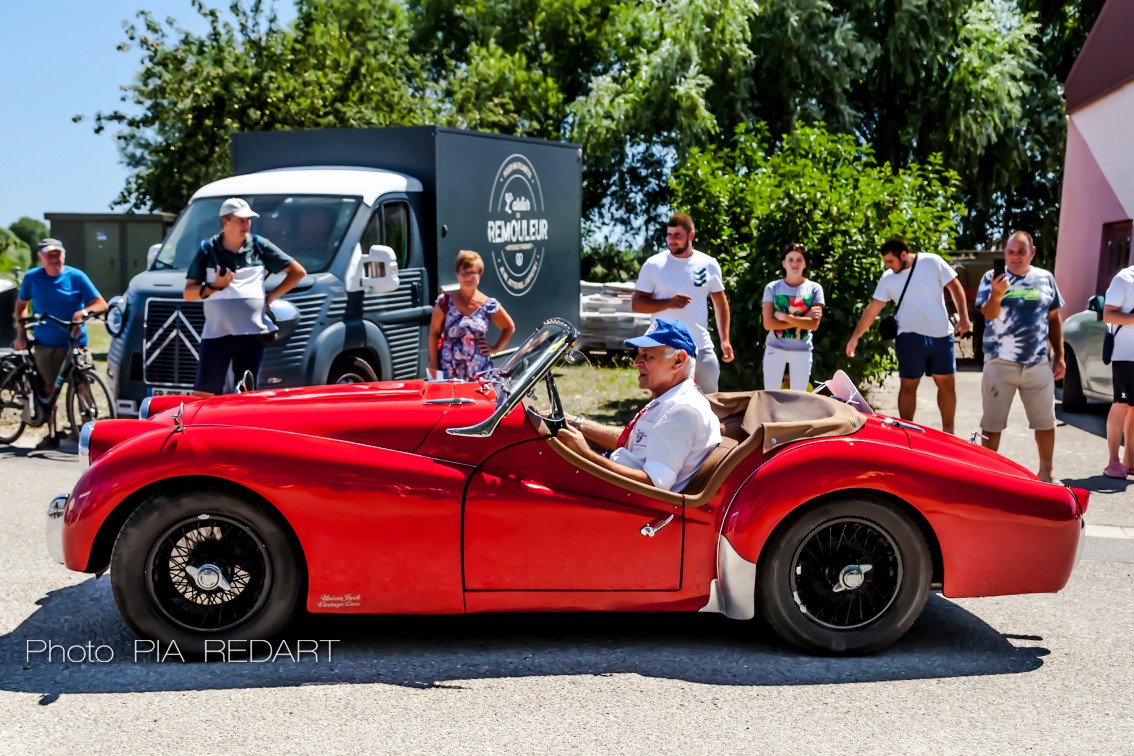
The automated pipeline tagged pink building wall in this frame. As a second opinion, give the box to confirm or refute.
[1054,81,1134,318]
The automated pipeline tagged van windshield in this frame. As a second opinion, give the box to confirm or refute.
[153,195,362,273]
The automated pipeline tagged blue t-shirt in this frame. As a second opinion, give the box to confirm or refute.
[17,266,101,347]
[975,266,1064,364]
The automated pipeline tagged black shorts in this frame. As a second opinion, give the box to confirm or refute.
[1113,361,1134,405]
[194,335,265,394]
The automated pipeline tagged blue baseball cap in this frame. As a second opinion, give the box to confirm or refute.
[625,318,698,358]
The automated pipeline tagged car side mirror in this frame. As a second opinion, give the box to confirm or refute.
[1088,294,1105,320]
[346,244,400,293]
[146,243,162,270]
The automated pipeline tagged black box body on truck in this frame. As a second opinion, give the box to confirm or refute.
[106,126,582,415]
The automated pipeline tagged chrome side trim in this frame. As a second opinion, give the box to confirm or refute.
[424,397,476,405]
[46,494,68,564]
[699,534,757,619]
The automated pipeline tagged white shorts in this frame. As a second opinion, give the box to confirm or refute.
[763,346,813,391]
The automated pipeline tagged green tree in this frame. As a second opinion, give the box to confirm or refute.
[669,123,964,389]
[8,217,49,251]
[0,228,32,281]
[83,0,436,212]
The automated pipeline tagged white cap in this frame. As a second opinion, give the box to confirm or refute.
[219,197,259,219]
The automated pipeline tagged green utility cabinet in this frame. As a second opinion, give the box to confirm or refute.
[44,213,176,298]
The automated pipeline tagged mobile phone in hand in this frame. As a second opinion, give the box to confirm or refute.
[993,258,1006,279]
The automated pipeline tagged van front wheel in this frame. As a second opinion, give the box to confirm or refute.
[328,356,378,384]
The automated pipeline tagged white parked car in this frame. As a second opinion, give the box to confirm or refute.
[1061,295,1108,411]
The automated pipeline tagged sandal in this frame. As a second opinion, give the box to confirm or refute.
[1103,461,1127,479]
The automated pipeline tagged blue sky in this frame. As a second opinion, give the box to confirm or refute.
[0,0,294,228]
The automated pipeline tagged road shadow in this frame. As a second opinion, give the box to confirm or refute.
[1060,472,1132,493]
[1055,393,1109,439]
[0,579,1047,698]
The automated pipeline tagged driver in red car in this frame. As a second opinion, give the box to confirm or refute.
[557,318,721,492]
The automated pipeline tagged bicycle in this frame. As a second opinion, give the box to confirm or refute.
[0,312,116,445]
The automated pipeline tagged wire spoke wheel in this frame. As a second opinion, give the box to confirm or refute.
[791,518,901,630]
[758,498,931,655]
[65,369,115,434]
[146,515,271,632]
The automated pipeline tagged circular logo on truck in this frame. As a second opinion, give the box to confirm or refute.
[486,154,548,296]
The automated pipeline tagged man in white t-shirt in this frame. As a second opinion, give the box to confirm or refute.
[557,319,721,492]
[631,213,733,393]
[845,237,971,433]
[1102,265,1134,478]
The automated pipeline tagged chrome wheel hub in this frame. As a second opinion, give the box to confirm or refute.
[833,563,872,592]
[186,563,230,592]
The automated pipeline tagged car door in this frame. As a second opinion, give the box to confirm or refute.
[462,439,683,591]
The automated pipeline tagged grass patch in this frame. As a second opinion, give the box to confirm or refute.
[553,356,645,426]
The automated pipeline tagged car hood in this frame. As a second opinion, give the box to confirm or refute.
[186,380,495,453]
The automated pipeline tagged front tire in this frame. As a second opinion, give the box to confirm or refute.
[110,491,302,658]
[1060,345,1087,413]
[66,369,115,436]
[0,372,27,444]
[758,498,931,655]
[328,355,378,384]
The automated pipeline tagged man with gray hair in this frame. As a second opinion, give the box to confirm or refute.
[557,318,721,492]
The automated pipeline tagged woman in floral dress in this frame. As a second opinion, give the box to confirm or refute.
[428,250,516,380]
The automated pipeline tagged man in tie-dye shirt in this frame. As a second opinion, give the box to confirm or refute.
[975,231,1065,483]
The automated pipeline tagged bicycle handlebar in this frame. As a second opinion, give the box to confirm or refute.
[17,311,103,328]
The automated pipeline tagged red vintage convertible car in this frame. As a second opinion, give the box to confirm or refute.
[47,319,1087,655]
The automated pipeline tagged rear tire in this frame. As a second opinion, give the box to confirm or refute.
[1061,345,1087,413]
[758,498,931,655]
[328,356,378,384]
[66,369,115,437]
[110,490,302,658]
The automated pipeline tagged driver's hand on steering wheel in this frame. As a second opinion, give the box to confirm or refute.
[555,424,592,456]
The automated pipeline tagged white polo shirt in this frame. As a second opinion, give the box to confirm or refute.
[610,379,722,492]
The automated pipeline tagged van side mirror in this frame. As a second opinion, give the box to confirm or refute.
[1088,294,1105,320]
[146,243,162,270]
[346,244,399,293]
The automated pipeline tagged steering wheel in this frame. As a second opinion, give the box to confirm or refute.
[542,371,568,434]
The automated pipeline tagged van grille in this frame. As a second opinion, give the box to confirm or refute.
[143,299,205,387]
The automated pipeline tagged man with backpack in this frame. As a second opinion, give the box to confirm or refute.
[183,197,307,397]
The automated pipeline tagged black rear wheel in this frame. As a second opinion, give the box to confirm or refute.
[758,498,931,655]
[65,369,115,436]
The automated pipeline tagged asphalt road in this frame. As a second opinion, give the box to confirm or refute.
[0,372,1131,754]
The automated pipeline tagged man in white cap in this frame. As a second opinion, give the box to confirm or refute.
[556,318,721,492]
[184,197,307,396]
[13,238,108,448]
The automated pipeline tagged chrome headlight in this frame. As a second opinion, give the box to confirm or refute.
[139,396,153,420]
[105,295,126,337]
[78,421,95,467]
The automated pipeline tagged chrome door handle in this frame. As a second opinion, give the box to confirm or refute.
[640,514,675,537]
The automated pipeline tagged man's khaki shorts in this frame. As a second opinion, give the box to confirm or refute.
[980,356,1056,433]
[34,346,90,395]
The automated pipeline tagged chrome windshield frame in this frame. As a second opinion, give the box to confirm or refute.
[446,319,578,438]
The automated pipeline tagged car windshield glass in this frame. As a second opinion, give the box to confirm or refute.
[152,195,362,273]
[494,320,573,400]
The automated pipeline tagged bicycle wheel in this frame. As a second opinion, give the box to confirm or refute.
[0,370,27,444]
[66,369,116,434]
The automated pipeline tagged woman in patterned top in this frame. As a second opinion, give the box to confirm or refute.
[428,250,516,380]
[761,243,825,391]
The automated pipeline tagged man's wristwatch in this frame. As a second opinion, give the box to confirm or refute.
[570,415,584,429]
